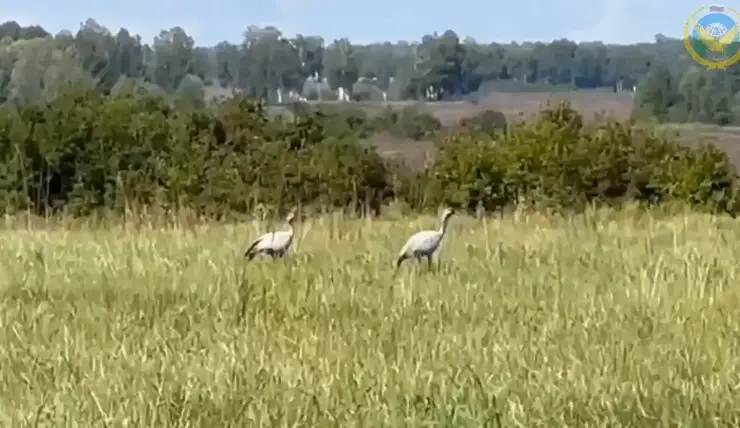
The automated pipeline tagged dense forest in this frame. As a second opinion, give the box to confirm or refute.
[1,19,739,125]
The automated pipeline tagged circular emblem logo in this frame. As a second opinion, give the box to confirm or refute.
[684,5,740,70]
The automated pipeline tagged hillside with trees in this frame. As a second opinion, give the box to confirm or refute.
[0,20,739,125]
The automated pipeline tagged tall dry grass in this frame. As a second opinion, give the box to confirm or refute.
[0,207,739,426]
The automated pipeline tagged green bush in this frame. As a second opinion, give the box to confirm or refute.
[1,91,737,219]
[368,106,442,140]
[288,103,443,141]
[458,109,508,135]
[400,103,740,215]
[393,106,442,140]
[291,103,373,139]
[0,89,392,217]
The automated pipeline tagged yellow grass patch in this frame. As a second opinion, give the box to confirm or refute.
[0,209,738,425]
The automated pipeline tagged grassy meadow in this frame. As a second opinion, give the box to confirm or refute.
[1,207,740,426]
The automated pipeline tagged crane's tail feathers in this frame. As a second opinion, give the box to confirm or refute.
[243,239,262,259]
[393,255,406,276]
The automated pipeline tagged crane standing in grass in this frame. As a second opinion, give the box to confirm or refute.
[244,211,297,261]
[394,208,455,274]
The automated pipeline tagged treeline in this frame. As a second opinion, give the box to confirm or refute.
[633,64,740,125]
[1,19,739,125]
[0,89,737,218]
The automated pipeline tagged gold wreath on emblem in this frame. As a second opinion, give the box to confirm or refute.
[683,6,740,70]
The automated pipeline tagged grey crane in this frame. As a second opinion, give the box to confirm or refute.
[394,207,455,273]
[244,212,297,261]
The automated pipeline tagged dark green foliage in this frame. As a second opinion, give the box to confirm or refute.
[0,89,736,218]
[289,103,443,141]
[632,66,678,123]
[298,104,373,139]
[458,109,508,135]
[0,89,392,217]
[633,65,740,126]
[401,104,740,215]
[369,104,442,140]
[375,106,442,140]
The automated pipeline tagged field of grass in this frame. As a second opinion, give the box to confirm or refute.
[1,208,740,426]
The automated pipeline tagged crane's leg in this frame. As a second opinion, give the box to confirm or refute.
[426,254,433,271]
[412,255,422,274]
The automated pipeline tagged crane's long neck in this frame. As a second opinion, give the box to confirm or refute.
[438,213,451,236]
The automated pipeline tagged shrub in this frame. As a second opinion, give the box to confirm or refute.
[370,106,442,140]
[1,91,736,219]
[458,109,508,135]
[0,88,392,217]
[393,106,442,140]
[401,103,740,215]
[289,103,443,141]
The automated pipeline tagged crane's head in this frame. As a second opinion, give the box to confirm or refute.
[442,207,455,220]
[286,211,297,224]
